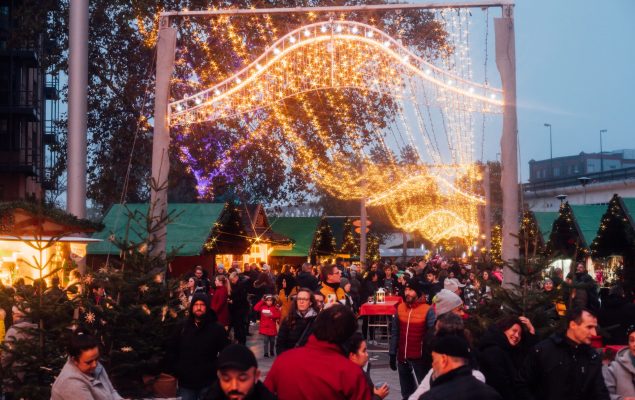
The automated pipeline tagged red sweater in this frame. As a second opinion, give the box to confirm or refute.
[210,286,230,326]
[254,300,281,336]
[264,335,371,400]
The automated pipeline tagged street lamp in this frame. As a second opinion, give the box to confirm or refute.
[600,129,607,173]
[578,176,591,204]
[544,123,553,178]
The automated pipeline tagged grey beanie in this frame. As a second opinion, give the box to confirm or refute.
[433,289,463,316]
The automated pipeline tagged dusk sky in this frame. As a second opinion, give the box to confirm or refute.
[512,0,634,181]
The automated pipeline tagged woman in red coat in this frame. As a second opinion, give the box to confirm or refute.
[210,275,231,328]
[254,295,281,357]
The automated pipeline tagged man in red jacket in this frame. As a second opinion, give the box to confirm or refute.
[264,304,371,400]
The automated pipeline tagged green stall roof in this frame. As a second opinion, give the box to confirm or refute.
[269,217,321,257]
[570,204,607,247]
[621,198,635,222]
[533,211,559,243]
[88,203,225,256]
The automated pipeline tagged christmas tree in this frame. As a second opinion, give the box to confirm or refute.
[340,218,360,257]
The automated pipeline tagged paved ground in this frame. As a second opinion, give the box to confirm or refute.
[245,323,405,400]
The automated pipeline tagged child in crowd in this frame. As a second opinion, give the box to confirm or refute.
[254,294,281,357]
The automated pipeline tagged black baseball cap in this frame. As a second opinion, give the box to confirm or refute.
[216,344,258,371]
[431,334,472,359]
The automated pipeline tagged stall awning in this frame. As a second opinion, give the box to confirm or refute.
[0,235,102,243]
[269,217,321,257]
[533,211,559,243]
[570,205,606,247]
[88,204,225,256]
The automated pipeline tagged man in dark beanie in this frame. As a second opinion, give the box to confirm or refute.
[166,293,229,400]
[419,335,502,400]
[206,344,275,400]
[389,278,432,399]
[264,304,370,399]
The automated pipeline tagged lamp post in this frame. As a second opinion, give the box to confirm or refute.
[544,123,553,178]
[578,176,591,205]
[600,129,607,173]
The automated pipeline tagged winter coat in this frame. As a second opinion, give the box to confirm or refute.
[264,335,371,400]
[278,286,298,321]
[516,333,609,400]
[167,295,230,390]
[205,380,277,400]
[409,367,485,400]
[598,295,635,345]
[418,365,502,400]
[276,308,318,355]
[51,358,123,400]
[319,282,347,305]
[296,271,319,292]
[603,347,635,400]
[210,285,230,326]
[229,277,250,313]
[478,329,536,400]
[390,300,430,362]
[254,300,281,336]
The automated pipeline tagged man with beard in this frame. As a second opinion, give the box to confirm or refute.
[206,344,275,400]
[389,279,432,400]
[167,293,229,400]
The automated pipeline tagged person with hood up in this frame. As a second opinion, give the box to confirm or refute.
[477,315,537,400]
[167,293,229,400]
[603,324,635,400]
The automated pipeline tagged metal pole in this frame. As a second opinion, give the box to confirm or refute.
[544,123,552,178]
[600,129,606,173]
[160,1,514,18]
[496,5,519,287]
[149,18,176,259]
[67,0,88,220]
[360,196,367,266]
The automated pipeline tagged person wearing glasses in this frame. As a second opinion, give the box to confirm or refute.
[319,264,347,307]
[276,288,319,355]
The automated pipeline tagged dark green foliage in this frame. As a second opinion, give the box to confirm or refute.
[340,218,360,257]
[547,202,586,261]
[313,218,336,256]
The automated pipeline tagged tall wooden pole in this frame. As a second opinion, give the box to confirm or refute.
[149,18,176,259]
[496,5,519,287]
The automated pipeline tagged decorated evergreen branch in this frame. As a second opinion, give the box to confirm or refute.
[546,201,587,261]
[340,218,360,257]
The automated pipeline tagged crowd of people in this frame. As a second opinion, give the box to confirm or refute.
[1,255,633,400]
[158,257,635,400]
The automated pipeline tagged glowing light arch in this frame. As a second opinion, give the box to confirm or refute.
[169,20,503,126]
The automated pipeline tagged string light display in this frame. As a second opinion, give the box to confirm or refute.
[142,10,501,245]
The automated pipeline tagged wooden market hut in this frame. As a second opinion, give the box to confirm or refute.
[546,202,605,264]
[232,204,292,268]
[269,217,336,267]
[0,202,101,286]
[591,194,635,291]
[87,203,250,277]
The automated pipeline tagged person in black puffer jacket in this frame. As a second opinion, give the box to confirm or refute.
[165,293,229,399]
[478,316,537,400]
[275,288,318,355]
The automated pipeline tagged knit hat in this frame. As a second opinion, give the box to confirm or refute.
[627,324,635,338]
[217,344,258,371]
[431,334,472,359]
[340,277,350,289]
[444,278,465,293]
[405,279,424,298]
[433,289,463,316]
